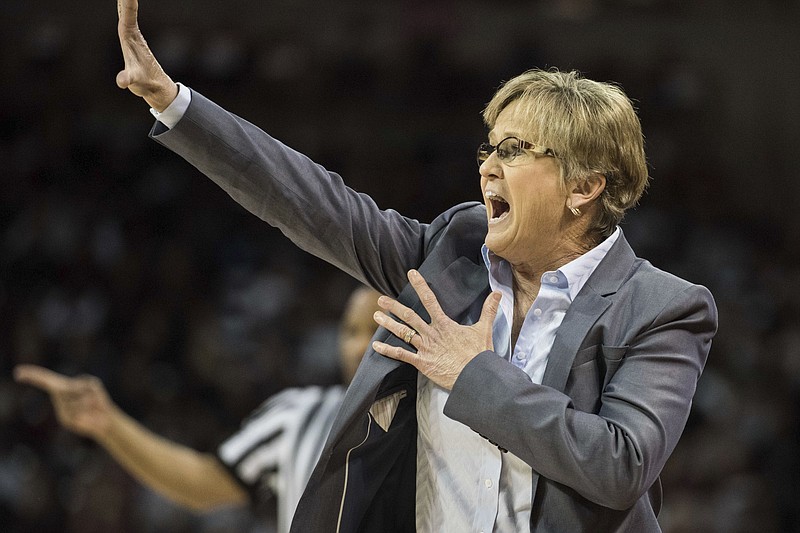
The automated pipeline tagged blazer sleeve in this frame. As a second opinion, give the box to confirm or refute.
[149,89,427,297]
[444,282,717,510]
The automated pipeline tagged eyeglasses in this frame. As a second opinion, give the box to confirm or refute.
[476,136,557,167]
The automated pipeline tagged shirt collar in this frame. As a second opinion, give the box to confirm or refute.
[481,227,621,301]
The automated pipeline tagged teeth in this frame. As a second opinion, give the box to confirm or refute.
[485,190,510,221]
[485,191,507,202]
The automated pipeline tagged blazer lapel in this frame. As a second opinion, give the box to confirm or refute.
[541,291,610,392]
[541,231,637,392]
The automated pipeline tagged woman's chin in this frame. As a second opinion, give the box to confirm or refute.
[484,231,509,257]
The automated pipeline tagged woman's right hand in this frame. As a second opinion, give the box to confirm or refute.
[115,0,178,112]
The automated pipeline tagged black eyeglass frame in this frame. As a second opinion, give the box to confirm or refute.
[476,136,557,167]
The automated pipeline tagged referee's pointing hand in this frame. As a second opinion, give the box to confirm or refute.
[14,365,116,440]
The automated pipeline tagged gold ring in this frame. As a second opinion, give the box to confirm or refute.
[403,329,416,344]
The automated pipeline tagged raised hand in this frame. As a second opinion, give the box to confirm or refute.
[371,269,502,390]
[115,0,178,111]
[14,364,117,440]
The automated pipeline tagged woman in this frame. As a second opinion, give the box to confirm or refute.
[114,1,717,531]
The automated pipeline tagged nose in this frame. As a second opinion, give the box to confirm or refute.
[479,153,502,180]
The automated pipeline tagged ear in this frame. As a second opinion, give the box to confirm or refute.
[567,173,606,211]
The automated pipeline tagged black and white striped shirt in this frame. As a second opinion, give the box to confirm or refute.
[216,385,345,533]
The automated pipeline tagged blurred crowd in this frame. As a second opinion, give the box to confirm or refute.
[1,0,799,532]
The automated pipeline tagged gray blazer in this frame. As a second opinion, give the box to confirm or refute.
[152,90,718,532]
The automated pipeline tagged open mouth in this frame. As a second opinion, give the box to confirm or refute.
[486,191,510,222]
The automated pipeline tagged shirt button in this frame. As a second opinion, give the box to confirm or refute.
[533,308,542,317]
[549,275,558,284]
[516,352,526,360]
[485,479,493,489]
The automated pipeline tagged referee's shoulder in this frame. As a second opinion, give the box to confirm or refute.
[245,385,345,423]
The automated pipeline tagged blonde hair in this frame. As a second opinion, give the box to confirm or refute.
[483,69,649,238]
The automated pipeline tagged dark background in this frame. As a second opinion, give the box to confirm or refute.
[2,0,799,531]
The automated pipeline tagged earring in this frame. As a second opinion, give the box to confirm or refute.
[567,202,581,217]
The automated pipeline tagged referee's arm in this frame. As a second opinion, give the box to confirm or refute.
[14,364,248,511]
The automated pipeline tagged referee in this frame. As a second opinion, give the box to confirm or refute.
[14,285,382,533]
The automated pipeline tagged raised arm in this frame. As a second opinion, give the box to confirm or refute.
[115,0,177,111]
[14,364,247,511]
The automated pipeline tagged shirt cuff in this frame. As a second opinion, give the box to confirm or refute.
[149,83,191,129]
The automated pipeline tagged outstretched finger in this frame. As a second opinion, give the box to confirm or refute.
[371,340,419,366]
[117,0,139,29]
[376,295,429,335]
[373,309,421,348]
[13,365,69,394]
[480,291,503,325]
[406,270,446,322]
